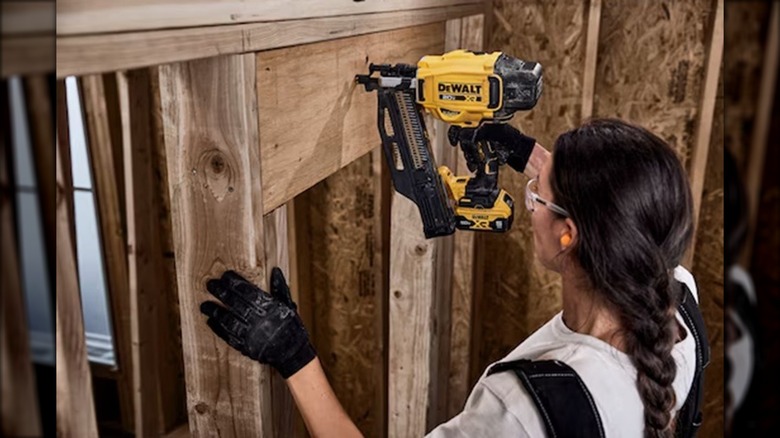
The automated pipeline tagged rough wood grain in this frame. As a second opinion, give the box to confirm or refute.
[257,23,445,213]
[691,64,724,438]
[581,0,601,120]
[55,91,99,438]
[389,193,445,437]
[685,0,724,267]
[56,0,480,35]
[159,54,273,437]
[447,13,483,419]
[119,67,187,435]
[0,79,42,438]
[57,4,481,78]
[80,73,135,433]
[262,205,297,438]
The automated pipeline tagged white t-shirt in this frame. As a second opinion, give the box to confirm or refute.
[428,266,699,438]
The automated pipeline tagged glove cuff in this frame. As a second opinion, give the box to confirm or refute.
[505,132,537,173]
[278,341,317,379]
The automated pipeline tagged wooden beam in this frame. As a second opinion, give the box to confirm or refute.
[57,4,481,78]
[742,1,780,267]
[57,0,481,35]
[21,76,56,293]
[1,35,54,79]
[371,149,391,438]
[80,73,135,433]
[119,68,167,436]
[447,13,482,419]
[388,194,440,437]
[159,54,274,437]
[55,85,99,438]
[387,21,455,434]
[262,205,296,437]
[429,17,463,428]
[684,0,724,267]
[581,0,602,121]
[257,23,445,213]
[0,78,42,438]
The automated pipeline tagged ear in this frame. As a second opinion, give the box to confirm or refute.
[560,217,578,249]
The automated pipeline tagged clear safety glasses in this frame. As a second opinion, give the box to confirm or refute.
[525,178,570,217]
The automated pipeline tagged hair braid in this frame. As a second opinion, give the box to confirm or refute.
[624,274,680,437]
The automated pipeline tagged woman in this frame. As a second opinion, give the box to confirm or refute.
[200,119,706,437]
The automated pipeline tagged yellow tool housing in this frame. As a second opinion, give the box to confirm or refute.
[416,50,504,127]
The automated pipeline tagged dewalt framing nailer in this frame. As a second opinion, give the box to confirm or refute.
[356,50,543,238]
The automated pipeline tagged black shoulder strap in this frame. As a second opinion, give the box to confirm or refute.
[674,282,710,438]
[487,359,605,438]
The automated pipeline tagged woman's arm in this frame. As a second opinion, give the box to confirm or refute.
[199,268,362,437]
[286,358,363,438]
[523,143,551,179]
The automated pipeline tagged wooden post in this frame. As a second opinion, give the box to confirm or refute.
[22,76,56,293]
[581,0,602,121]
[1,78,42,438]
[262,205,296,437]
[80,73,136,433]
[429,17,462,428]
[159,54,274,437]
[447,13,483,418]
[55,84,99,438]
[742,1,779,266]
[684,0,724,267]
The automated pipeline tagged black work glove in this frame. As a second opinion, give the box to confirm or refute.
[200,268,316,379]
[450,123,537,173]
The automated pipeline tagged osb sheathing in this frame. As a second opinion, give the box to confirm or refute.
[302,153,384,437]
[691,70,724,438]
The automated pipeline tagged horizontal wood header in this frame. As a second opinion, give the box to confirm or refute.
[57,0,483,36]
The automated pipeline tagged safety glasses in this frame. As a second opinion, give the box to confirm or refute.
[525,178,570,217]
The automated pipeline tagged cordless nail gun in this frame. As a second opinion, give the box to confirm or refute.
[356,50,543,238]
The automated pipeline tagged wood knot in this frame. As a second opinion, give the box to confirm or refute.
[197,148,234,202]
[414,244,427,255]
[393,290,402,299]
[194,402,209,415]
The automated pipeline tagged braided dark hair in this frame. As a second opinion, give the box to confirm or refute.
[550,119,693,437]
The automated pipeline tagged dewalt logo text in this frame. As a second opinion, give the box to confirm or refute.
[438,83,482,94]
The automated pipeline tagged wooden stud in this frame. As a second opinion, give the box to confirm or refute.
[80,73,136,433]
[262,205,296,437]
[0,78,42,438]
[159,54,273,437]
[429,17,462,428]
[581,0,602,121]
[388,191,440,437]
[447,13,483,418]
[684,0,724,267]
[57,4,481,78]
[55,83,99,438]
[742,1,780,267]
[21,76,56,291]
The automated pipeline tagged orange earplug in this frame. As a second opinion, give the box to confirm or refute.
[560,234,572,247]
